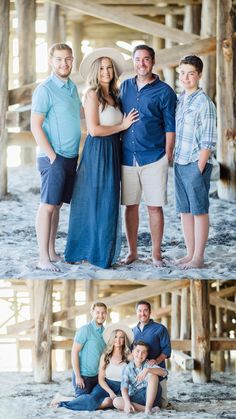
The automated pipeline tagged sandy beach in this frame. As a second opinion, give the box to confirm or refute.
[0,165,235,280]
[0,370,235,419]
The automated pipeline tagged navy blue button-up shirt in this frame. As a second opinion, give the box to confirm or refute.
[132,319,171,371]
[120,75,176,166]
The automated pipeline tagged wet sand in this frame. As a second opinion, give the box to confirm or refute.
[0,166,235,280]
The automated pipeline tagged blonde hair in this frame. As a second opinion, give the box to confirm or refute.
[84,57,119,110]
[103,329,131,369]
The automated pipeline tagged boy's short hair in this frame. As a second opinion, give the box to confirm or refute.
[132,44,155,61]
[179,55,203,73]
[90,302,107,311]
[135,300,151,311]
[133,340,149,351]
[49,43,73,57]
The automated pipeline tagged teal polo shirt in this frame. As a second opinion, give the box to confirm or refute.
[32,73,81,158]
[74,320,106,377]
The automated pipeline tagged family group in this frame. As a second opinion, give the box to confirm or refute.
[31,43,217,272]
[51,300,171,415]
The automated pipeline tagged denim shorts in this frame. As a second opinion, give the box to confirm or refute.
[130,384,162,407]
[37,154,78,205]
[174,161,212,215]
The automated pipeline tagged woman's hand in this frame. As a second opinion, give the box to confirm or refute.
[122,108,139,130]
[108,391,117,400]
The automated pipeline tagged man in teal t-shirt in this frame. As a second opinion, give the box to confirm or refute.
[31,43,82,272]
[71,302,107,397]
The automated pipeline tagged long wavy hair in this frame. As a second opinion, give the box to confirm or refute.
[103,329,131,370]
[84,57,120,111]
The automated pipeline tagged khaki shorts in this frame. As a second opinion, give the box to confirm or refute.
[121,155,168,206]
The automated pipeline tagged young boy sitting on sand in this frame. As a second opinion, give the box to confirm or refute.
[174,55,217,269]
[113,340,167,415]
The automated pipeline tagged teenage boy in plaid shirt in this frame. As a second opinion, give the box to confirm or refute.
[174,55,217,269]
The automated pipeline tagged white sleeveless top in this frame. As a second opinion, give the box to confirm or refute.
[105,361,126,381]
[99,104,123,126]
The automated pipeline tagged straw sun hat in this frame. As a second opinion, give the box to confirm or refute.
[103,322,134,346]
[79,47,125,80]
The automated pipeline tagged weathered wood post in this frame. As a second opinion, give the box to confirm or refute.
[163,14,177,89]
[216,0,236,201]
[191,280,211,383]
[71,21,84,73]
[63,280,76,369]
[34,280,53,383]
[171,291,181,371]
[0,0,9,198]
[46,3,62,48]
[200,0,216,100]
[161,293,170,329]
[15,0,36,165]
[180,287,191,340]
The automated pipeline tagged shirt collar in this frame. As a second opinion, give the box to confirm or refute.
[180,87,203,100]
[91,319,104,333]
[137,318,154,329]
[51,73,73,91]
[132,74,159,88]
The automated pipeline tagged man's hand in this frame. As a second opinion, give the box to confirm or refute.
[165,147,174,163]
[136,367,148,382]
[146,359,157,367]
[76,375,85,388]
[124,402,135,413]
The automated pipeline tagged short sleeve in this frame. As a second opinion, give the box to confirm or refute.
[159,325,171,358]
[31,85,51,115]
[121,364,130,389]
[200,99,217,150]
[74,325,88,346]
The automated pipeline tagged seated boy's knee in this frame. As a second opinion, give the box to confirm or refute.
[113,396,122,409]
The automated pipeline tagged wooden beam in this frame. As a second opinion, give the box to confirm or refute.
[210,295,236,312]
[8,131,35,147]
[97,0,201,4]
[51,325,75,338]
[53,280,189,322]
[101,6,185,16]
[7,319,34,335]
[51,0,200,43]
[9,83,38,106]
[211,285,236,299]
[211,338,236,351]
[172,350,194,370]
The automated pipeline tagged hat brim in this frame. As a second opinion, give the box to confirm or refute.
[79,47,125,80]
[103,322,134,346]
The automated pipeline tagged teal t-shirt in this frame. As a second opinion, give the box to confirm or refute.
[74,320,106,377]
[32,73,81,158]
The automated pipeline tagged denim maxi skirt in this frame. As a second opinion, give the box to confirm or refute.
[65,133,121,268]
[59,379,121,411]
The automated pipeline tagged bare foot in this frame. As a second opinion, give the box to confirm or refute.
[50,393,73,408]
[152,406,161,413]
[37,261,61,272]
[173,255,192,266]
[121,253,138,265]
[152,258,165,268]
[50,253,62,263]
[181,259,204,269]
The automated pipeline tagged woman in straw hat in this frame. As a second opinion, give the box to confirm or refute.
[64,48,138,269]
[52,322,134,411]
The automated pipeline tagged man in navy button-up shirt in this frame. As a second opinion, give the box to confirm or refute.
[132,300,171,407]
[120,45,176,267]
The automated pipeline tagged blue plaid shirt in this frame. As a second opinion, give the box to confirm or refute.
[121,360,167,396]
[174,88,217,165]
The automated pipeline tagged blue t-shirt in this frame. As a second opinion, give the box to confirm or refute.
[31,73,81,158]
[120,75,176,166]
[132,320,171,370]
[74,320,106,377]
